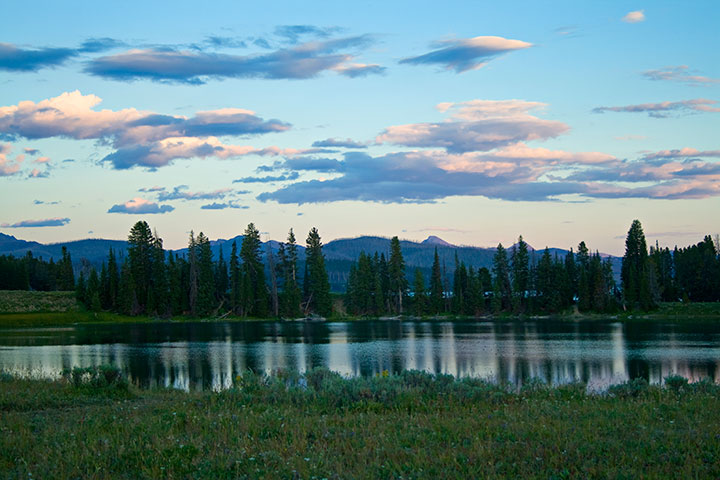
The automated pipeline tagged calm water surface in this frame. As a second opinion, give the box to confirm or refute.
[1,319,719,391]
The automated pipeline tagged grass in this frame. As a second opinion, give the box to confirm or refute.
[0,290,79,314]
[1,368,719,479]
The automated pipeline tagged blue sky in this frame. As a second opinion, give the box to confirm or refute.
[1,0,718,254]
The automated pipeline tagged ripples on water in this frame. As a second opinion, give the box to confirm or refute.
[0,320,718,391]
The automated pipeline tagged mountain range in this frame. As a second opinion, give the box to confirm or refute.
[0,232,620,292]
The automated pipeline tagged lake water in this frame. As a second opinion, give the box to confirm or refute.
[1,319,719,391]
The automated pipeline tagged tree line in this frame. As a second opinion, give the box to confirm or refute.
[1,219,718,316]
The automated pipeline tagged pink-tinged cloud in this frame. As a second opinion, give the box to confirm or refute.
[643,65,720,86]
[400,36,532,73]
[0,91,293,169]
[622,10,645,23]
[1,217,70,228]
[28,168,49,178]
[107,197,174,214]
[593,99,720,118]
[0,144,24,176]
[377,100,568,153]
[34,156,51,164]
[643,148,720,160]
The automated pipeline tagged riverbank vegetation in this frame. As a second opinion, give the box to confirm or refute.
[1,368,719,478]
[1,220,718,321]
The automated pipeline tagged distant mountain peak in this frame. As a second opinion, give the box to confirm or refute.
[421,235,454,247]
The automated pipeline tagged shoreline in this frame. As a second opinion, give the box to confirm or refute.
[1,301,720,329]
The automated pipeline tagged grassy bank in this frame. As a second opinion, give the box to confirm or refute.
[1,289,719,329]
[0,290,79,314]
[1,369,719,479]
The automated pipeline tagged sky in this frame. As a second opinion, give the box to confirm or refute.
[1,0,718,255]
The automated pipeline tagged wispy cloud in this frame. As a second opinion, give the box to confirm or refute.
[400,36,531,73]
[642,65,720,86]
[622,10,645,23]
[0,143,24,176]
[592,99,720,118]
[311,138,367,149]
[107,198,174,214]
[85,35,382,84]
[233,172,300,183]
[1,217,70,228]
[642,148,720,160]
[274,25,342,44]
[33,200,60,205]
[156,185,233,201]
[200,202,249,210]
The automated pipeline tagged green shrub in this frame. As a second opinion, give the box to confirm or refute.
[608,377,649,398]
[62,365,128,391]
[664,374,689,393]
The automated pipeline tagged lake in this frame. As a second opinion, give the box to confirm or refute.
[1,319,718,391]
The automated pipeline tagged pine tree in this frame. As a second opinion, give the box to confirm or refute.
[492,244,512,311]
[58,246,75,290]
[511,236,530,312]
[86,268,101,312]
[621,220,654,310]
[388,236,407,314]
[240,223,268,317]
[280,229,302,317]
[196,232,216,316]
[412,268,426,316]
[127,221,155,313]
[229,241,240,314]
[427,248,443,314]
[188,231,199,316]
[107,248,119,310]
[305,227,332,316]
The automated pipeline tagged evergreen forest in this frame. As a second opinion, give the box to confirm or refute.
[1,219,718,318]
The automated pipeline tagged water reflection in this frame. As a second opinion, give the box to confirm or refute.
[0,320,718,391]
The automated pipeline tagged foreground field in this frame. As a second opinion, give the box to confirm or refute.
[1,369,719,479]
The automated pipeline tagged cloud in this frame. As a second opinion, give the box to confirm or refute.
[399,36,531,73]
[281,156,346,172]
[107,197,174,214]
[23,148,39,155]
[1,217,70,228]
[0,38,122,72]
[377,100,568,153]
[0,143,24,176]
[28,168,49,178]
[642,148,720,160]
[622,10,645,23]
[34,156,51,164]
[257,146,618,204]
[200,202,249,210]
[0,43,76,72]
[233,172,300,183]
[0,91,296,169]
[138,186,166,192]
[642,65,720,86]
[274,25,342,44]
[592,99,720,118]
[85,36,381,83]
[311,138,367,149]
[33,200,60,205]
[157,185,233,201]
[332,63,386,77]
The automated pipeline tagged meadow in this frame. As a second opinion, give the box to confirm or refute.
[1,368,719,479]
